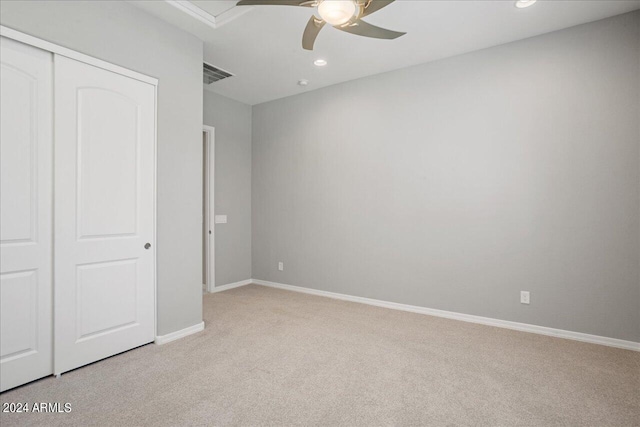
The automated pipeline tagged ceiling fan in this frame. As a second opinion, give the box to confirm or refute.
[235,0,406,50]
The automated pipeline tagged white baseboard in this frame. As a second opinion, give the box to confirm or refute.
[252,279,640,352]
[155,321,204,345]
[208,279,252,293]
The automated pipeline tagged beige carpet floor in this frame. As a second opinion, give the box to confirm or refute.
[1,284,639,426]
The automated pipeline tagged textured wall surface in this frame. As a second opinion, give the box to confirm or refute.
[204,91,252,286]
[1,0,204,335]
[252,12,640,341]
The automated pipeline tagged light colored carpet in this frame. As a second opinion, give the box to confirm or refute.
[1,284,638,426]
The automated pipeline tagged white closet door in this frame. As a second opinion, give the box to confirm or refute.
[0,37,53,391]
[54,55,155,374]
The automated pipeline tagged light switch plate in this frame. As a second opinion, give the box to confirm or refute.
[214,215,227,224]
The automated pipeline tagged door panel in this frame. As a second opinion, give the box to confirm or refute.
[78,88,139,239]
[54,55,155,374]
[0,63,37,242]
[76,259,138,341]
[1,271,38,358]
[0,36,53,392]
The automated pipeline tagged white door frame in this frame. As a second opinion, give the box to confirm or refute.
[203,125,215,292]
[53,55,157,375]
[0,24,159,360]
[0,26,157,86]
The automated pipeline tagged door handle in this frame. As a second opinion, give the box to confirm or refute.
[144,243,151,250]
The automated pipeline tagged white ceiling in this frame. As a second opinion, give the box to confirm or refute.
[131,0,640,105]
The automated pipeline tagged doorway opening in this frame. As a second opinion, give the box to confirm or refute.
[203,125,215,293]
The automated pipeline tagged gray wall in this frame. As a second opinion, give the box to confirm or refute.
[252,11,640,342]
[203,91,252,286]
[0,1,204,335]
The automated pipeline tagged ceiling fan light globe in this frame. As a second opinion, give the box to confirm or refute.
[317,0,358,26]
[514,0,537,8]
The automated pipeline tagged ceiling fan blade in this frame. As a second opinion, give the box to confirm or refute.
[236,0,314,7]
[335,19,405,40]
[361,0,395,18]
[302,16,326,50]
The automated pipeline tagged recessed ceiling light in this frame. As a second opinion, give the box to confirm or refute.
[298,79,309,86]
[314,59,327,67]
[515,0,537,8]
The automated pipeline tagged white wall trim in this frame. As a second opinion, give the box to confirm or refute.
[215,6,254,28]
[0,25,158,86]
[203,125,215,293]
[165,1,252,30]
[155,321,204,345]
[252,279,640,352]
[208,279,253,294]
[152,84,159,341]
[194,278,640,351]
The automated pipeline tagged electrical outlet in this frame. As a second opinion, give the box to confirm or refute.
[520,291,530,305]
[278,262,284,271]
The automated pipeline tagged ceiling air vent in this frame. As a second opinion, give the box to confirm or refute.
[203,62,233,84]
